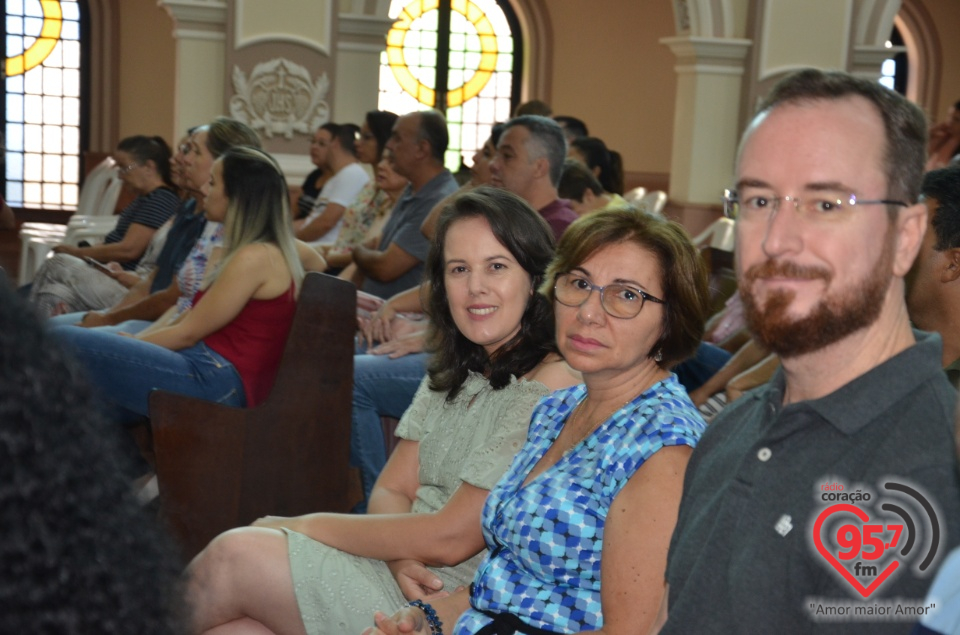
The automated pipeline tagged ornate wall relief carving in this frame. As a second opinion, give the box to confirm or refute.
[229,58,330,139]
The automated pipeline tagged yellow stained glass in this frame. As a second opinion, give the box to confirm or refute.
[386,0,498,108]
[6,0,63,77]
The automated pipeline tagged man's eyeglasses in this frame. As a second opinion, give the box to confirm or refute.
[118,162,141,175]
[554,273,664,319]
[723,189,908,222]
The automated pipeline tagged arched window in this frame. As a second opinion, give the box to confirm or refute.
[880,25,907,96]
[5,0,86,210]
[378,0,522,172]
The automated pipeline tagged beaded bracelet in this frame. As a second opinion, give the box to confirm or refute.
[408,599,444,634]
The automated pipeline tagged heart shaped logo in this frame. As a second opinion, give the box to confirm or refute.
[813,504,900,598]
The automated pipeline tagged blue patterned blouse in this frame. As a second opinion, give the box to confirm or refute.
[454,375,706,634]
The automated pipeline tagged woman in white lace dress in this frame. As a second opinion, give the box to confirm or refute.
[186,186,578,635]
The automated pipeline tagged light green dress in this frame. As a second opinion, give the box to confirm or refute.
[284,372,551,635]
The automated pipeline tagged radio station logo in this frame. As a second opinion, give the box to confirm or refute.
[810,479,941,599]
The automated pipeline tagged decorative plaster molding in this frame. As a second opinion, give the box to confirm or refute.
[338,42,388,54]
[235,34,330,55]
[851,44,904,78]
[157,0,227,26]
[176,28,226,41]
[661,36,752,69]
[229,58,331,139]
[339,13,395,38]
[234,0,331,55]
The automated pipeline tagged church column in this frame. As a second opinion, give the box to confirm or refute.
[660,35,750,233]
[157,0,228,136]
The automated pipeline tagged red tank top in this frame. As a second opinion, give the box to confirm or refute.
[196,283,297,407]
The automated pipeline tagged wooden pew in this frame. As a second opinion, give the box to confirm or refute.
[148,272,356,561]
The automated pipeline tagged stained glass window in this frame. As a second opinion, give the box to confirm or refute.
[5,0,84,210]
[379,0,521,172]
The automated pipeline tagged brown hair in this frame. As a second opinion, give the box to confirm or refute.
[755,68,927,205]
[541,207,709,368]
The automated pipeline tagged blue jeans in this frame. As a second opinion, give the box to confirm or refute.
[47,311,152,335]
[351,352,428,512]
[54,325,246,425]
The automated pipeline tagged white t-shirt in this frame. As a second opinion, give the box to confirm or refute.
[305,162,370,247]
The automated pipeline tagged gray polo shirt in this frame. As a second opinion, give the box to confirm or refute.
[362,169,458,300]
[664,331,960,634]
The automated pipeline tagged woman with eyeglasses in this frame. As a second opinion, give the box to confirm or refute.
[367,207,709,635]
[30,135,181,317]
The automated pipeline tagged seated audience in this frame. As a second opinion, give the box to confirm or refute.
[185,186,577,635]
[295,127,333,218]
[350,110,458,299]
[30,135,181,316]
[368,207,709,634]
[490,114,577,240]
[50,117,263,331]
[558,158,628,216]
[38,129,195,322]
[907,165,960,386]
[570,135,624,195]
[0,282,184,634]
[321,110,400,271]
[926,99,960,171]
[55,146,310,420]
[295,123,370,247]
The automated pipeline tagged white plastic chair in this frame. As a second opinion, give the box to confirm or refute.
[19,216,120,285]
[692,217,736,252]
[18,158,124,284]
[637,190,668,215]
[20,157,121,235]
[623,186,646,204]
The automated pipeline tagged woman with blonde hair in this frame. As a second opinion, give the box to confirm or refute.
[56,146,306,419]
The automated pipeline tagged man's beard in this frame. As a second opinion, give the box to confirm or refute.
[739,241,894,358]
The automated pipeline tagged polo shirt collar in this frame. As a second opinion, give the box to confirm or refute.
[757,330,945,436]
[403,169,453,201]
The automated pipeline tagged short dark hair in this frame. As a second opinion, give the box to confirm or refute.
[416,110,449,163]
[542,208,709,368]
[365,110,400,161]
[504,115,567,187]
[321,122,362,157]
[571,136,624,195]
[426,185,557,399]
[755,68,927,205]
[558,158,604,202]
[553,115,589,140]
[922,166,960,250]
[1,283,184,633]
[489,122,506,148]
[117,135,174,188]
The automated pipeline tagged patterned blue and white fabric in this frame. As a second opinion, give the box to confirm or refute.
[454,375,706,634]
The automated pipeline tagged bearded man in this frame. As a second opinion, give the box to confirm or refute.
[656,69,960,634]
